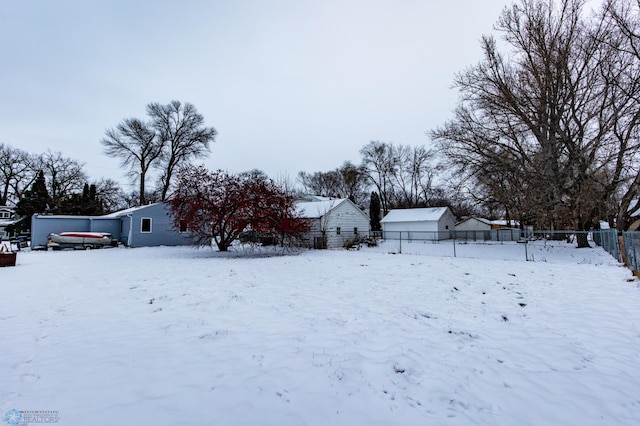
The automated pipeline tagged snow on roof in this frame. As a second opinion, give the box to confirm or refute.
[299,195,335,202]
[490,219,520,226]
[381,207,449,223]
[295,199,347,218]
[102,203,163,218]
[35,214,109,220]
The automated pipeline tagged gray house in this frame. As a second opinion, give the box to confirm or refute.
[31,203,191,248]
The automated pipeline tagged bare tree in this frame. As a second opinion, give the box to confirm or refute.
[360,141,438,212]
[0,144,37,205]
[336,161,369,208]
[359,141,398,215]
[102,118,164,206]
[297,162,369,208]
[92,178,127,213]
[431,0,640,246]
[389,144,438,208]
[39,150,88,211]
[275,172,304,199]
[601,0,640,229]
[147,101,217,201]
[297,170,343,198]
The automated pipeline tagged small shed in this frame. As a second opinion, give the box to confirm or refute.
[455,217,493,231]
[381,207,455,241]
[295,198,370,249]
[454,216,520,242]
[31,203,191,248]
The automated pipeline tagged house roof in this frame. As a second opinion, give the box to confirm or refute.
[381,207,450,223]
[102,203,164,218]
[0,218,21,226]
[295,199,347,219]
[490,219,519,227]
[298,195,336,202]
[33,214,113,220]
[456,217,493,226]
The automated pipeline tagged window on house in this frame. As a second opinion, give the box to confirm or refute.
[141,217,152,233]
[336,227,341,235]
[179,220,189,233]
[354,227,358,235]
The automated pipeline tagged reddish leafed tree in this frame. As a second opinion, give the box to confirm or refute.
[168,165,310,251]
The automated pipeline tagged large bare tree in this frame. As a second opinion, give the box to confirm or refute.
[147,101,217,201]
[432,0,640,246]
[102,118,164,206]
[601,0,640,229]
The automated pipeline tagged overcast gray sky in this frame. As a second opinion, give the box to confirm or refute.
[1,0,514,190]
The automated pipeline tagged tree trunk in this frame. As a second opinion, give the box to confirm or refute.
[139,171,146,206]
[576,232,591,248]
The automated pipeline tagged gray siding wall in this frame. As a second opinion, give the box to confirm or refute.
[127,203,191,247]
[120,216,131,245]
[31,215,121,247]
[31,203,190,248]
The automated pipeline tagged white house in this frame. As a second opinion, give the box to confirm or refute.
[0,206,20,241]
[381,207,456,241]
[295,198,370,249]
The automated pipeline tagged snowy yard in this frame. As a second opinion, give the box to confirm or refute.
[1,242,639,425]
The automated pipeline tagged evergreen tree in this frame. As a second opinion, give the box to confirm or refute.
[369,191,382,231]
[15,170,49,232]
[56,182,104,215]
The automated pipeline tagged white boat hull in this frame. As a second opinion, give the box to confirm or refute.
[48,232,116,247]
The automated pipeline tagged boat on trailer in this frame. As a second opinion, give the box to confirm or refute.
[47,232,118,249]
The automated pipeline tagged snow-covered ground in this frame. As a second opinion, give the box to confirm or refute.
[1,241,639,425]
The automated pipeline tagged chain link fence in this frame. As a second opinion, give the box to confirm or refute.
[592,229,622,263]
[367,230,613,265]
[592,229,640,275]
[621,232,640,274]
[295,229,615,265]
[299,227,640,274]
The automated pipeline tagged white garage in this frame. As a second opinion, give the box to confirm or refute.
[381,207,456,241]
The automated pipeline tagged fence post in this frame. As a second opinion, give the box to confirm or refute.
[399,231,402,254]
[619,232,629,267]
[453,231,456,257]
[524,239,529,261]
